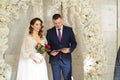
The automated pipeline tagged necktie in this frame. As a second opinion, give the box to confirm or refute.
[58,29,61,41]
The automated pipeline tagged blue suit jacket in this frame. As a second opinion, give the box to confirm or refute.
[46,25,77,64]
[114,47,120,80]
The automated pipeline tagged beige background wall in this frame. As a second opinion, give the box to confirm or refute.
[4,0,119,80]
[118,0,120,47]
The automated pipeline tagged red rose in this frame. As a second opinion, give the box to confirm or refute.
[45,44,51,50]
[35,43,51,54]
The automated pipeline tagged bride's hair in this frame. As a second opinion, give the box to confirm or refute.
[29,17,43,38]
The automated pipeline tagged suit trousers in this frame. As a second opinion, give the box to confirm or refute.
[51,60,72,80]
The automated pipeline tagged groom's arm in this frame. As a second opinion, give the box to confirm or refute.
[69,28,77,53]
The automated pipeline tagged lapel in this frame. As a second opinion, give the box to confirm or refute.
[53,27,60,42]
[61,26,65,42]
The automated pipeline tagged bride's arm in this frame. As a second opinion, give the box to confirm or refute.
[21,36,43,63]
[29,53,42,64]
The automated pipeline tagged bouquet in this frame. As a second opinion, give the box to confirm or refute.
[35,43,51,54]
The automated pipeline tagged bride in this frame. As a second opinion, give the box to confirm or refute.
[16,18,48,80]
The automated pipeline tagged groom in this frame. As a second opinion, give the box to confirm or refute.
[46,14,77,80]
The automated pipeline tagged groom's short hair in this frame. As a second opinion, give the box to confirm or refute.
[52,14,62,20]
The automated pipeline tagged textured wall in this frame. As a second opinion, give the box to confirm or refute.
[118,0,120,47]
[95,0,118,80]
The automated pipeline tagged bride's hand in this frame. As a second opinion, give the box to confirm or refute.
[33,58,42,64]
[29,53,43,64]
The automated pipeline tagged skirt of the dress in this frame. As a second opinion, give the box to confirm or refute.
[16,57,48,80]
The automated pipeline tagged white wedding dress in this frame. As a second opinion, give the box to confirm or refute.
[16,35,48,80]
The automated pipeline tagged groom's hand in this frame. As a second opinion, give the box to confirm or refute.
[51,50,59,56]
[60,48,70,54]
